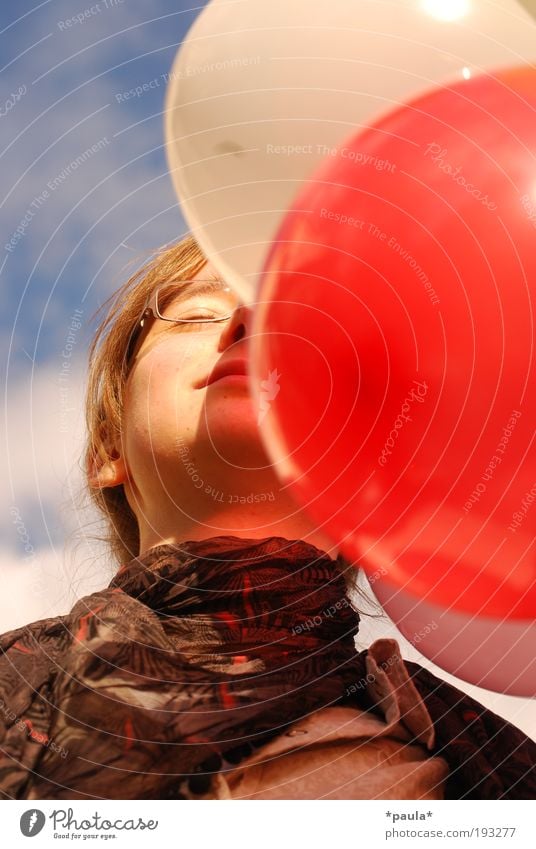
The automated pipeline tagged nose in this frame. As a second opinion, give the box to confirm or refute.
[218,302,254,350]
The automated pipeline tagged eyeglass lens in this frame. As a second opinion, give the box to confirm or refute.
[156,279,240,323]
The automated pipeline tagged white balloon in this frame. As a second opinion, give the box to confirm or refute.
[164,0,536,300]
[371,578,536,697]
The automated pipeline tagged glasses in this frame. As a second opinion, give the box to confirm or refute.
[125,278,240,368]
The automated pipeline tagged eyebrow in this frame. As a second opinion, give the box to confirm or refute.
[168,278,234,301]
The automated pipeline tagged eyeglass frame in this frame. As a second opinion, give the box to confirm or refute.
[125,279,239,369]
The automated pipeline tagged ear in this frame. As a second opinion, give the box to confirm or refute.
[87,427,129,490]
[88,456,128,489]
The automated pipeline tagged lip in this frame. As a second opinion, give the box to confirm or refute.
[200,358,249,387]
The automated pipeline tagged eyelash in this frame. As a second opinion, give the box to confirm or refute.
[181,312,221,322]
[162,313,223,333]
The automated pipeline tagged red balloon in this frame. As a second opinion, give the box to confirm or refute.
[251,66,536,622]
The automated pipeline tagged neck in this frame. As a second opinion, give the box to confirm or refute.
[135,469,338,559]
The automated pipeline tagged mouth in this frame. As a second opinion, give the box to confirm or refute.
[201,358,249,388]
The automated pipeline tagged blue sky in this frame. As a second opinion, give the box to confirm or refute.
[2,0,206,369]
[1,0,207,563]
[1,0,534,735]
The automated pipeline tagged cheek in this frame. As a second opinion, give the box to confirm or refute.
[123,354,196,457]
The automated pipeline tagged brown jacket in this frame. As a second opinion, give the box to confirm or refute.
[0,536,534,799]
[206,639,450,800]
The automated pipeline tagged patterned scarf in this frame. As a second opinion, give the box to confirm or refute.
[0,536,534,799]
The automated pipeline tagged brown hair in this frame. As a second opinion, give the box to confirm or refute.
[83,234,207,568]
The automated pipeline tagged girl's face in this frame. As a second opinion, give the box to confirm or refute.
[117,262,272,517]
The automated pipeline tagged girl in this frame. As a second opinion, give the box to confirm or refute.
[0,235,534,800]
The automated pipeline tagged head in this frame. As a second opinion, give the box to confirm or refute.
[84,234,278,567]
[83,234,376,619]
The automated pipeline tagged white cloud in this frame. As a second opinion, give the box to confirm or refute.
[1,356,114,579]
[0,543,112,633]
